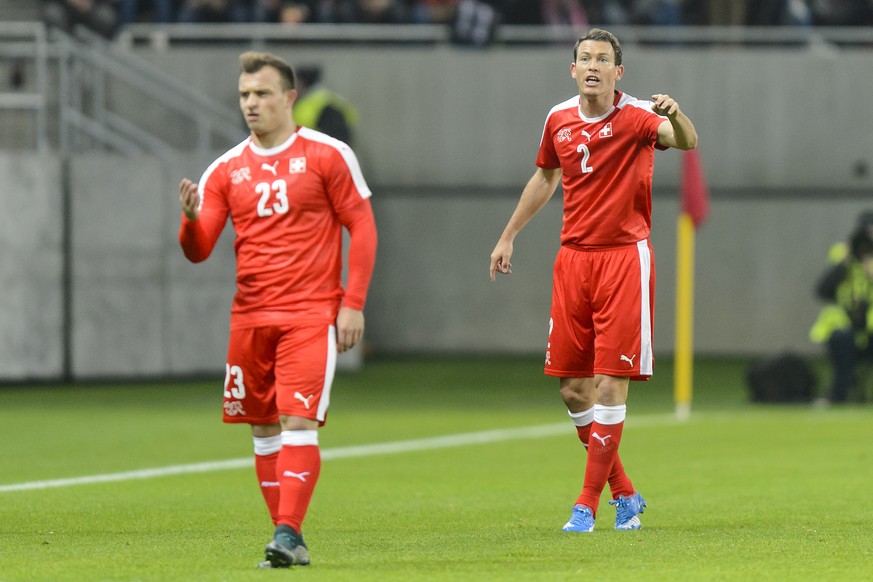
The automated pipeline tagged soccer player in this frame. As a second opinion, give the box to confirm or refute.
[178,51,377,567]
[489,28,697,532]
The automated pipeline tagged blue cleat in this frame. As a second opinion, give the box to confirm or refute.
[562,505,595,532]
[609,491,646,530]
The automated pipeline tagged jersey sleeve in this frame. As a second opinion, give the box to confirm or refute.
[636,102,670,151]
[535,112,560,169]
[323,144,377,310]
[178,162,230,263]
[338,200,377,311]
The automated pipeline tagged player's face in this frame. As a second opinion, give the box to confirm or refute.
[571,40,624,99]
[239,66,297,142]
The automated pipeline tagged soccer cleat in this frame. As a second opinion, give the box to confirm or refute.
[264,524,311,568]
[562,505,595,532]
[609,491,646,530]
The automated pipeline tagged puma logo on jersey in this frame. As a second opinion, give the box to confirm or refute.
[262,161,279,176]
[283,470,310,482]
[580,130,592,142]
[620,354,636,367]
[591,432,612,447]
[294,392,314,409]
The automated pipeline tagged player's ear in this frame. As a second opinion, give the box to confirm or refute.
[615,64,624,81]
[287,88,298,106]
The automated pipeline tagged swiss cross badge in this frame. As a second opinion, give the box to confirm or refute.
[288,157,307,174]
[599,123,613,138]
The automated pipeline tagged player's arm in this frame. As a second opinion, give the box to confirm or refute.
[336,199,377,353]
[178,178,227,263]
[489,166,561,282]
[652,94,698,151]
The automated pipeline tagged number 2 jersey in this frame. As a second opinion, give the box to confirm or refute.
[536,90,668,248]
[178,127,377,329]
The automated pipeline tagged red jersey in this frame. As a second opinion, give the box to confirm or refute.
[536,91,667,248]
[179,127,376,329]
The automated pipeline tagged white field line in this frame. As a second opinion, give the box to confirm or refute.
[0,414,680,493]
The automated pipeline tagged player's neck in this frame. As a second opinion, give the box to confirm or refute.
[251,124,295,150]
[579,93,613,119]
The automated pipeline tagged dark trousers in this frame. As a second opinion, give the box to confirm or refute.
[827,329,873,402]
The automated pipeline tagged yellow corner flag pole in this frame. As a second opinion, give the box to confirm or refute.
[674,212,696,421]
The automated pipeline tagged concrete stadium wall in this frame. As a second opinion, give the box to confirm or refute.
[2,152,868,381]
[130,43,873,191]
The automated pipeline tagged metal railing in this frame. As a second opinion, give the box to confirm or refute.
[0,22,49,152]
[54,26,242,160]
[0,22,242,158]
[116,23,873,49]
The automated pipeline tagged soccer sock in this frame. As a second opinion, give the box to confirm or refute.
[276,430,321,533]
[569,407,635,500]
[574,404,626,515]
[253,435,282,524]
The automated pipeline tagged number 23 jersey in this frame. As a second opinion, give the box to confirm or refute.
[536,91,667,248]
[183,127,373,328]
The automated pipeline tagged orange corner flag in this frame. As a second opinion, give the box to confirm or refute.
[680,149,709,228]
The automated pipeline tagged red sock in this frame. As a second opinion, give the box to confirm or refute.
[575,419,624,516]
[575,424,635,500]
[254,451,280,524]
[276,432,321,532]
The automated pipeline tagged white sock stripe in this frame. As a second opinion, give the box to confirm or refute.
[594,404,627,425]
[253,435,282,456]
[281,430,319,447]
[568,406,595,426]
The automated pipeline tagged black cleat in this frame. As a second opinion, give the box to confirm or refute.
[263,525,310,568]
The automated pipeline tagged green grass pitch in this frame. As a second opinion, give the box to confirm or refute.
[1,355,872,581]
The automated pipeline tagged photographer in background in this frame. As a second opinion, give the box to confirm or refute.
[810,211,873,404]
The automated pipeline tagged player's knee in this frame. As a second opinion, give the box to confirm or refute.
[559,377,595,409]
[595,375,629,405]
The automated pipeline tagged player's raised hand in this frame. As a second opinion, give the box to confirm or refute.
[179,178,201,221]
[489,239,513,282]
[651,94,680,118]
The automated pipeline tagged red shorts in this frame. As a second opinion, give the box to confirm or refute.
[222,323,337,425]
[544,241,655,380]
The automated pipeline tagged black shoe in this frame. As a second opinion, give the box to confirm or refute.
[263,525,310,568]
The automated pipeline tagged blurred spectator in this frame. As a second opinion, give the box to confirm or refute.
[346,0,408,22]
[292,65,359,144]
[631,0,683,25]
[747,0,813,25]
[704,0,746,25]
[177,0,249,22]
[117,0,176,26]
[594,0,632,25]
[43,0,118,37]
[451,0,499,45]
[811,0,873,25]
[541,0,589,27]
[810,211,873,404]
[279,2,315,22]
[408,0,457,24]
